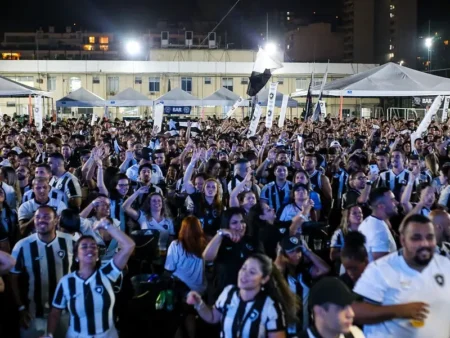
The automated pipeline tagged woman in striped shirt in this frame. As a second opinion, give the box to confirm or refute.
[187,254,299,338]
[45,217,135,338]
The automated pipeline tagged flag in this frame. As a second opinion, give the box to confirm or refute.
[304,77,313,121]
[312,61,329,122]
[442,96,450,122]
[278,94,289,128]
[165,117,202,136]
[246,48,282,97]
[247,104,262,137]
[153,103,164,131]
[411,95,444,150]
[265,82,278,128]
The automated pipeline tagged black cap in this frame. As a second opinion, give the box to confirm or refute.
[280,236,303,253]
[142,147,153,161]
[293,183,309,192]
[309,277,356,308]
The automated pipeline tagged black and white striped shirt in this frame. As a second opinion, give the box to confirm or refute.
[52,260,122,336]
[50,171,82,206]
[11,232,74,318]
[260,181,293,212]
[215,285,286,338]
[22,188,65,205]
[378,169,410,200]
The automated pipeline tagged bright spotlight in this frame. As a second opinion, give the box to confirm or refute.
[126,41,141,55]
[399,60,404,66]
[425,38,433,49]
[264,42,277,55]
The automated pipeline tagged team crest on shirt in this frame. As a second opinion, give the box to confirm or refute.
[249,309,260,321]
[279,228,286,234]
[212,210,219,218]
[290,237,299,245]
[95,286,104,294]
[57,250,65,259]
[400,180,407,185]
[163,224,168,230]
[435,274,445,286]
[246,243,254,251]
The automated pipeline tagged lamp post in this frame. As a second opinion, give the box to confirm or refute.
[264,42,277,56]
[125,40,141,58]
[425,37,433,71]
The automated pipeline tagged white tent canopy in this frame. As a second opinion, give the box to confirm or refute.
[292,62,450,97]
[56,88,105,107]
[108,88,153,106]
[0,76,50,97]
[256,87,298,107]
[155,88,202,106]
[201,87,248,106]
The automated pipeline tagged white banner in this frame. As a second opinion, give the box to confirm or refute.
[442,96,450,122]
[90,113,97,126]
[34,96,43,131]
[319,100,327,119]
[153,103,164,131]
[411,95,444,150]
[226,97,245,118]
[247,104,262,137]
[265,82,278,128]
[278,95,289,128]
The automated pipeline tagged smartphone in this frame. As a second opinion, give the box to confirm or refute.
[369,164,380,175]
[297,135,303,143]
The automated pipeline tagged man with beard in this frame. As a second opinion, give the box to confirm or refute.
[358,187,398,262]
[16,165,31,196]
[10,206,73,338]
[353,214,450,338]
[429,210,450,258]
[377,149,410,202]
[125,147,164,189]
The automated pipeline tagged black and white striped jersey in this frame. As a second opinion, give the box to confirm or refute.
[377,169,410,200]
[215,285,286,338]
[52,260,122,336]
[260,181,294,212]
[10,232,74,318]
[50,171,82,206]
[22,188,65,205]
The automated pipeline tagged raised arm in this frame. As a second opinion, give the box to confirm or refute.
[183,149,200,195]
[122,186,149,221]
[119,151,135,174]
[401,167,419,214]
[229,172,252,207]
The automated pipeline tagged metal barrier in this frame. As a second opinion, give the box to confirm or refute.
[386,107,445,121]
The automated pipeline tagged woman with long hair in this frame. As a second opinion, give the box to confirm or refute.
[123,189,175,253]
[1,166,21,208]
[165,216,207,338]
[0,186,18,252]
[187,253,299,338]
[229,172,257,214]
[339,232,369,289]
[330,205,363,267]
[46,218,135,338]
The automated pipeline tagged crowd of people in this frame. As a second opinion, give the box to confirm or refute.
[0,113,450,338]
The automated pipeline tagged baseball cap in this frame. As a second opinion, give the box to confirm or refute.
[309,277,357,308]
[330,140,341,148]
[293,183,309,192]
[280,236,303,253]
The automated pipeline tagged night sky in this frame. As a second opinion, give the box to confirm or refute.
[0,0,448,36]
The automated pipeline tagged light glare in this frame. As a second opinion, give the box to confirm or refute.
[126,41,141,55]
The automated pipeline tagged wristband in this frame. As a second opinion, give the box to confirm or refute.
[18,305,25,311]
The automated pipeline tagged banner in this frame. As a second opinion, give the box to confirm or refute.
[34,96,43,131]
[442,96,450,122]
[226,97,245,118]
[247,103,262,137]
[90,113,97,126]
[319,100,327,119]
[265,82,278,128]
[163,106,191,114]
[278,94,289,128]
[153,103,164,131]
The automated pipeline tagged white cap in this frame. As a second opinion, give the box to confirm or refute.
[330,140,341,147]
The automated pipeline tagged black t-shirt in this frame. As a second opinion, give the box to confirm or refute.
[189,192,222,237]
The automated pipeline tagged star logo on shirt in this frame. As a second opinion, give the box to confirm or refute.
[249,309,260,321]
[168,119,177,130]
[435,274,445,287]
[57,250,65,259]
[95,286,104,294]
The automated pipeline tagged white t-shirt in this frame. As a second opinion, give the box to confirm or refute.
[80,217,121,262]
[358,215,397,262]
[305,326,365,338]
[354,251,450,338]
[18,198,67,221]
[126,163,164,185]
[164,240,206,293]
[137,213,175,251]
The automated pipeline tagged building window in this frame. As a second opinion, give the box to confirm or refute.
[99,37,109,44]
[389,44,394,50]
[69,77,81,92]
[149,77,160,92]
[83,45,94,51]
[135,76,142,84]
[181,77,192,93]
[36,78,44,84]
[99,45,109,51]
[390,13,395,18]
[92,76,100,84]
[222,77,233,91]
[241,77,249,85]
[204,77,212,85]
[389,53,395,59]
[47,76,56,91]
[89,36,95,43]
[107,76,119,95]
[287,17,290,21]
[445,40,449,46]
[295,78,309,91]
[390,5,395,10]
[277,78,284,85]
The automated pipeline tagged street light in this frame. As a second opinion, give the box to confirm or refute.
[425,37,433,71]
[126,40,141,55]
[264,42,277,55]
[399,60,404,66]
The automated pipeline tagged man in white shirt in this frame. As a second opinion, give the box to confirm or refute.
[353,214,450,338]
[358,187,398,261]
[429,210,450,258]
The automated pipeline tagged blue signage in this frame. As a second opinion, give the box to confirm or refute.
[164,106,191,114]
